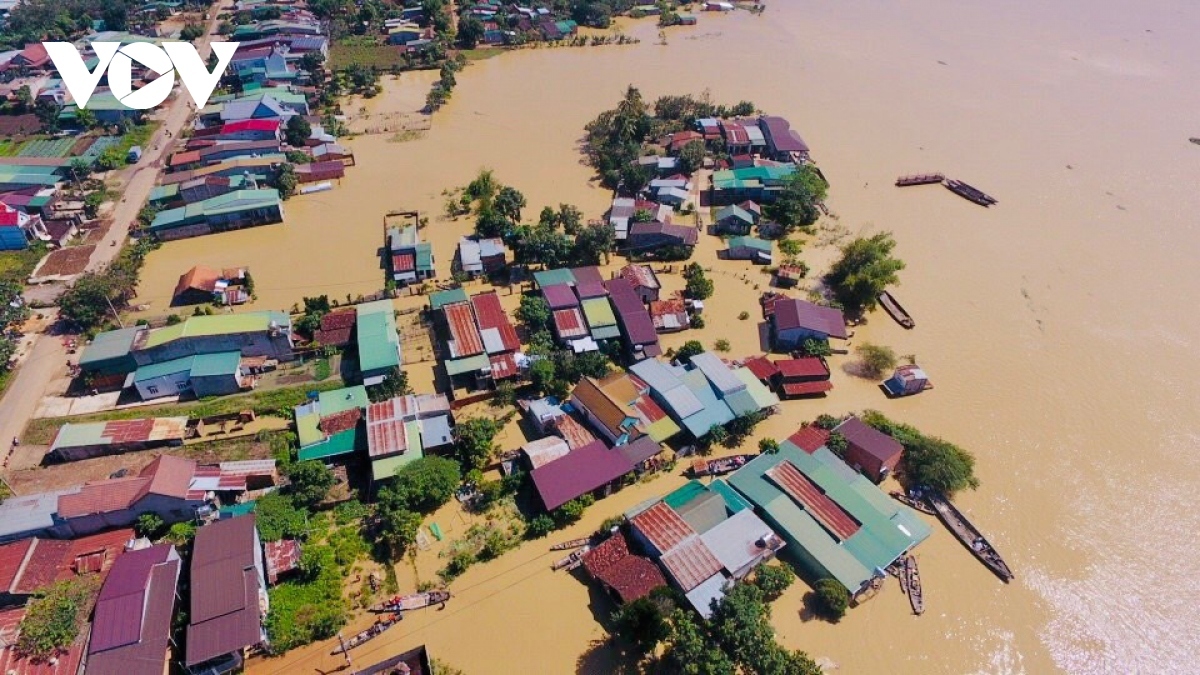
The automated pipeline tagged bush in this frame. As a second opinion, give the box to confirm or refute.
[758,438,780,454]
[525,514,555,539]
[825,431,848,458]
[738,311,750,320]
[380,456,461,514]
[812,578,849,621]
[135,512,164,538]
[266,544,348,652]
[753,563,796,601]
[17,578,98,659]
[613,597,670,654]
[825,232,905,315]
[855,342,897,379]
[285,460,336,508]
[255,492,308,542]
[675,340,704,364]
[714,339,731,352]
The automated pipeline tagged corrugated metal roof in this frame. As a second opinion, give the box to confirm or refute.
[690,352,746,395]
[542,283,579,309]
[581,297,617,328]
[659,536,723,592]
[834,417,903,464]
[471,292,520,352]
[553,308,589,339]
[531,440,633,510]
[357,300,402,373]
[443,301,484,358]
[521,436,571,469]
[631,501,695,553]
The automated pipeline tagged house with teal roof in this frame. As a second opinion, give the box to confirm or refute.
[132,351,246,400]
[710,164,796,205]
[149,188,283,241]
[293,385,368,461]
[727,439,931,599]
[356,300,402,386]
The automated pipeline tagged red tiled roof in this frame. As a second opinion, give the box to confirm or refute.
[0,539,34,592]
[314,326,352,347]
[319,408,361,435]
[174,266,221,297]
[489,353,519,380]
[552,415,597,450]
[582,532,667,604]
[169,150,201,167]
[787,426,830,454]
[321,309,356,331]
[630,502,695,553]
[742,356,779,382]
[443,301,484,357]
[552,308,588,339]
[470,292,520,352]
[57,456,197,519]
[766,461,860,541]
[781,381,833,396]
[659,536,723,592]
[776,357,830,379]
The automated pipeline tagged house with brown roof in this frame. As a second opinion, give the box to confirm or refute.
[649,297,689,333]
[0,529,134,607]
[581,531,667,605]
[570,372,681,446]
[313,308,356,348]
[774,356,832,398]
[87,543,182,675]
[618,264,661,304]
[185,515,268,674]
[627,221,699,254]
[833,416,904,482]
[768,297,848,350]
[53,456,207,538]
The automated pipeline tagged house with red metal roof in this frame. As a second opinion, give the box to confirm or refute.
[0,605,87,675]
[618,264,661,303]
[833,416,904,483]
[185,515,268,673]
[53,455,208,538]
[214,119,282,142]
[774,356,832,398]
[365,393,454,481]
[530,440,634,511]
[87,543,181,675]
[0,528,134,607]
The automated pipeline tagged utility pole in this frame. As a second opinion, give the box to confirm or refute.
[105,294,125,328]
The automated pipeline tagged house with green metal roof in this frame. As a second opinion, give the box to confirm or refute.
[713,204,757,234]
[356,300,402,386]
[710,164,796,205]
[428,288,468,311]
[132,351,245,400]
[388,226,435,286]
[149,188,283,241]
[726,440,931,599]
[78,326,140,376]
[726,236,772,264]
[293,385,368,461]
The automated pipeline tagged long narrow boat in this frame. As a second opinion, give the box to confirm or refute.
[878,291,915,329]
[550,537,592,551]
[926,492,1014,582]
[895,173,944,187]
[944,179,998,207]
[890,490,936,515]
[371,590,451,613]
[330,615,401,655]
[691,454,754,477]
[552,545,591,571]
[904,555,925,615]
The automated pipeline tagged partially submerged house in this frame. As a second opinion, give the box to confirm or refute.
[356,300,402,386]
[627,481,783,617]
[774,356,832,398]
[833,416,904,483]
[618,264,661,303]
[388,225,434,286]
[571,372,680,446]
[185,515,268,674]
[710,164,797,205]
[727,438,929,599]
[629,356,779,440]
[531,440,634,511]
[726,236,772,264]
[430,289,522,389]
[627,221,698,252]
[767,298,848,350]
[87,543,182,675]
[581,530,668,606]
[48,417,187,463]
[456,236,508,277]
[649,297,689,333]
[149,189,284,241]
[712,203,758,235]
[173,265,251,306]
[883,364,931,397]
[606,277,662,360]
[366,394,453,481]
[54,456,208,538]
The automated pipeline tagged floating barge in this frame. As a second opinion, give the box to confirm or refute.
[895,173,944,187]
[371,590,451,613]
[878,291,915,329]
[926,492,1014,582]
[904,555,924,615]
[944,179,998,207]
[331,615,401,655]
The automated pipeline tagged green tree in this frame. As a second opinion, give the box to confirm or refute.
[285,460,336,508]
[824,232,905,315]
[571,222,616,266]
[517,295,553,334]
[458,14,485,48]
[180,21,205,41]
[376,503,422,554]
[16,578,97,659]
[613,597,670,654]
[271,163,299,198]
[529,358,560,398]
[675,340,705,364]
[812,578,849,621]
[67,157,92,185]
[382,456,461,513]
[753,563,796,601]
[513,223,572,269]
[255,492,308,541]
[825,431,848,458]
[764,165,827,231]
[524,513,555,538]
[493,185,526,222]
[677,139,706,174]
[860,410,980,495]
[800,338,831,358]
[164,521,197,547]
[453,417,500,471]
[367,366,411,402]
[660,609,736,675]
[709,583,822,674]
[557,203,583,235]
[683,263,714,300]
[758,438,780,454]
[135,512,164,538]
[813,414,840,430]
[58,271,117,330]
[855,342,897,378]
[285,114,312,147]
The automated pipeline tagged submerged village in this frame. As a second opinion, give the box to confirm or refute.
[0,1,1009,675]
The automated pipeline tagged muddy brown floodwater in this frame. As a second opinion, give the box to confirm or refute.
[137,1,1200,672]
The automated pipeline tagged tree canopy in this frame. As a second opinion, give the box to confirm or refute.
[454,417,500,471]
[381,456,461,513]
[824,232,905,315]
[860,410,980,495]
[763,165,827,232]
[285,115,312,147]
[285,460,336,508]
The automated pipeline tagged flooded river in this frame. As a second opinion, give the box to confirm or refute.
[141,0,1200,672]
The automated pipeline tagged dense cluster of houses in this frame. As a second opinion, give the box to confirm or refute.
[459,1,580,45]
[529,265,663,360]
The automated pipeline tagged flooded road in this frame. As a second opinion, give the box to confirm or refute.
[143,1,1200,672]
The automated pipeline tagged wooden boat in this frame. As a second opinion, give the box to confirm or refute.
[552,545,591,571]
[550,537,591,551]
[890,490,936,515]
[371,590,451,613]
[904,555,925,615]
[926,492,1014,582]
[330,615,401,655]
[944,179,998,207]
[691,454,754,477]
[895,173,944,187]
[878,291,915,329]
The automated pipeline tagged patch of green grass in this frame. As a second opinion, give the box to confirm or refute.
[462,47,505,61]
[330,38,410,70]
[0,242,48,284]
[313,358,331,381]
[0,139,23,157]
